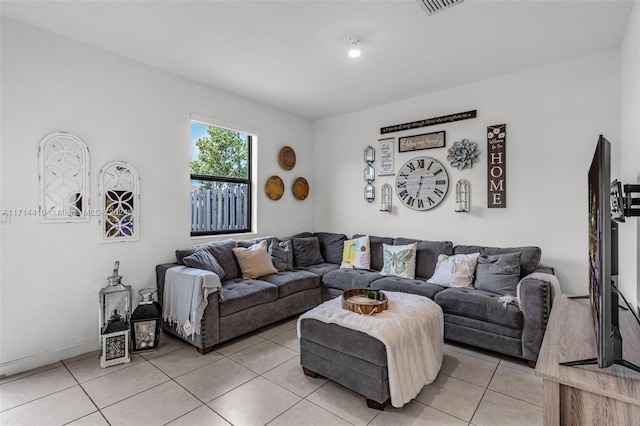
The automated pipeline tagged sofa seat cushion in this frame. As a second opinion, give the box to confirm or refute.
[259,270,320,298]
[219,279,278,317]
[296,262,340,276]
[322,269,382,291]
[434,288,523,329]
[369,277,445,300]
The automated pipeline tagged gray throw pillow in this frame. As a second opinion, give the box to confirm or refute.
[292,237,324,267]
[269,240,294,272]
[475,252,521,296]
[206,239,240,279]
[182,250,226,279]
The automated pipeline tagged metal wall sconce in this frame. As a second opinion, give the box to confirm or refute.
[365,184,376,203]
[364,165,375,184]
[455,179,470,212]
[380,183,392,212]
[364,146,376,203]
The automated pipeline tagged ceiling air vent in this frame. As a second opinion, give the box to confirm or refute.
[416,0,464,16]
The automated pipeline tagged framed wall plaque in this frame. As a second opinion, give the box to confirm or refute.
[398,131,445,153]
[378,137,395,176]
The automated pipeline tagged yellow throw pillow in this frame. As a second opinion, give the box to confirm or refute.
[340,235,371,270]
[232,240,278,279]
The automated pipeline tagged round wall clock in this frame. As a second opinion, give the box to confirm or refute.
[395,157,449,210]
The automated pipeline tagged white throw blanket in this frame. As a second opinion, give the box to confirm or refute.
[498,271,562,308]
[163,266,222,339]
[297,291,443,408]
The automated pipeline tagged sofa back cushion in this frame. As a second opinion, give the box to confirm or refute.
[454,245,541,277]
[314,232,348,265]
[474,252,521,296]
[353,234,394,271]
[394,238,454,279]
[292,236,325,267]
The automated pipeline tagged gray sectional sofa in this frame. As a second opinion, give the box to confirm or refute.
[155,231,554,363]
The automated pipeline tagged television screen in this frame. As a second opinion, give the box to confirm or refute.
[588,135,614,368]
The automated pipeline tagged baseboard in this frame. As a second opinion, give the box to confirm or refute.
[0,340,99,378]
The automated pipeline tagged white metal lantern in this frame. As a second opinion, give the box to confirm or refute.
[99,261,132,367]
[455,179,470,212]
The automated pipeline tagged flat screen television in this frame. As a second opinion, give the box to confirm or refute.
[561,135,639,373]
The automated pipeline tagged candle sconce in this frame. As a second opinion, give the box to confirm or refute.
[365,184,376,203]
[380,183,392,212]
[455,179,470,212]
[363,146,376,203]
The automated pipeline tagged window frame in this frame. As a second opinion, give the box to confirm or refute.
[189,121,253,237]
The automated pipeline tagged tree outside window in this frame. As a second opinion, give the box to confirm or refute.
[190,121,252,235]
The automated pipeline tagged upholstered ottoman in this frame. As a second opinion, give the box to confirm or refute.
[297,291,444,410]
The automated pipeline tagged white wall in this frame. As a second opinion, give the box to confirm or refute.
[0,18,314,376]
[620,1,640,313]
[313,51,621,298]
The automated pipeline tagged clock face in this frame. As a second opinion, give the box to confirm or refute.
[395,157,449,210]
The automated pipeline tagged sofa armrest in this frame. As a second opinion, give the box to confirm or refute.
[155,263,221,350]
[519,266,554,360]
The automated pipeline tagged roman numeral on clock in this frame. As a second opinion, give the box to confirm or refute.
[434,188,444,197]
[397,181,407,189]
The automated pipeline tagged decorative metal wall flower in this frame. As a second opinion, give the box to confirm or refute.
[447,139,480,170]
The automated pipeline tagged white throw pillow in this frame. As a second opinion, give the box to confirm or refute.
[426,253,480,288]
[340,235,371,270]
[380,243,418,279]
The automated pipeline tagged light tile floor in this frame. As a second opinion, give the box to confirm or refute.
[0,316,543,425]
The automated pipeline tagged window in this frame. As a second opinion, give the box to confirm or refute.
[190,120,252,236]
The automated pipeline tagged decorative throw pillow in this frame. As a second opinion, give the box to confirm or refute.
[269,239,294,272]
[292,237,325,267]
[232,240,278,279]
[426,253,480,288]
[474,252,522,296]
[380,243,418,279]
[340,235,371,270]
[182,250,226,279]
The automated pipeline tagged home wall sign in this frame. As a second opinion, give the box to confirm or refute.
[398,131,445,153]
[487,124,506,208]
[380,110,476,134]
[378,138,395,176]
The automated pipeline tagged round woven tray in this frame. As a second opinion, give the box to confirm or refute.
[342,289,388,315]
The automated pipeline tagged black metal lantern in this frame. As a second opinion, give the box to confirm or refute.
[130,288,162,352]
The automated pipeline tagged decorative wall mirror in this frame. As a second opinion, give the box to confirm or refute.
[380,183,392,212]
[38,132,90,223]
[99,161,140,242]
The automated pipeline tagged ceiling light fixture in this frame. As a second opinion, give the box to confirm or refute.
[348,35,362,58]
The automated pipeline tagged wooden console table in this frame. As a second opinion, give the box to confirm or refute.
[536,295,640,425]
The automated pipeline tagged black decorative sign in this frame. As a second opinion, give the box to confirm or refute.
[487,124,506,208]
[398,131,445,153]
[381,110,476,134]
